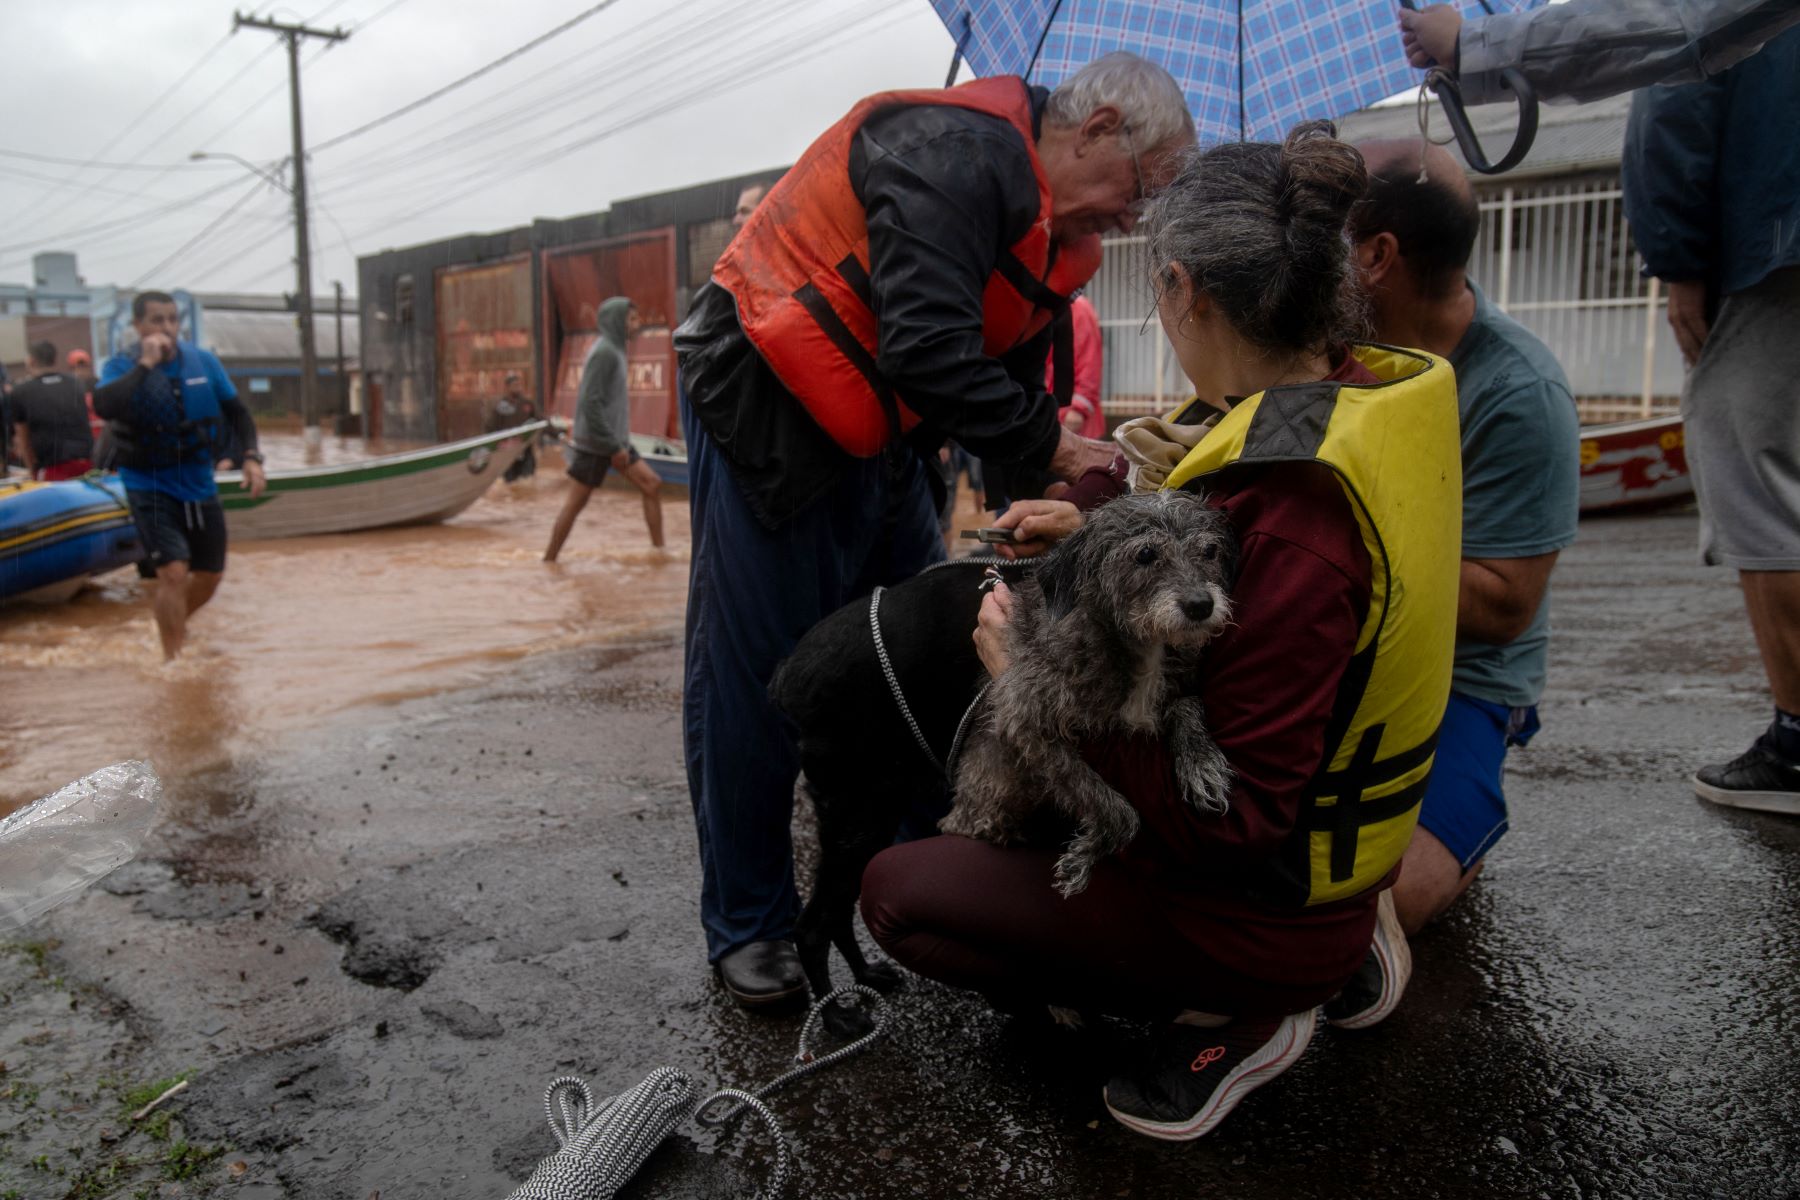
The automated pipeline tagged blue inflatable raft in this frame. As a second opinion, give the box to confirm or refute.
[0,476,142,603]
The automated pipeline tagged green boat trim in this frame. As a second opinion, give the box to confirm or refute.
[214,422,548,507]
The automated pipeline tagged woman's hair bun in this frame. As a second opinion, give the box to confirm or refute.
[1277,120,1368,230]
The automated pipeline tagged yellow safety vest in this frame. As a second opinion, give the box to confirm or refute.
[1163,344,1462,906]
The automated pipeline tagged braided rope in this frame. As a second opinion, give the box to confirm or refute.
[944,680,992,781]
[870,586,943,772]
[503,986,886,1199]
[870,553,1020,778]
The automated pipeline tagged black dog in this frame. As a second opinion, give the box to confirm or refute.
[770,556,1025,1008]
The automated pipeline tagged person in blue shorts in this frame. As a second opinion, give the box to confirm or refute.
[1323,140,1581,1028]
[93,291,266,661]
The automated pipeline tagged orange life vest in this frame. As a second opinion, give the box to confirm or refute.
[712,76,1103,458]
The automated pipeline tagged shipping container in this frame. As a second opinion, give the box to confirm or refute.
[359,168,780,443]
[540,229,679,439]
[435,256,533,442]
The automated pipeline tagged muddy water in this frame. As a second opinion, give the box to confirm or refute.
[0,435,693,814]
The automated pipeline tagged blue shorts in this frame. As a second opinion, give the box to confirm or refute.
[1417,692,1540,870]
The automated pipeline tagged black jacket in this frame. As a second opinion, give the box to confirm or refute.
[676,87,1064,528]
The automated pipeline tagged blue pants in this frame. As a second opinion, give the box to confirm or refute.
[681,395,945,961]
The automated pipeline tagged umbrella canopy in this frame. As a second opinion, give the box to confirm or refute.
[930,0,1549,144]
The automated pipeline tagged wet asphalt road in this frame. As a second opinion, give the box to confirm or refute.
[3,509,1798,1199]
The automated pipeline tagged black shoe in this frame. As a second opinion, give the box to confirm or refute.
[1694,738,1800,815]
[1103,1009,1316,1142]
[1323,889,1411,1030]
[715,940,807,1011]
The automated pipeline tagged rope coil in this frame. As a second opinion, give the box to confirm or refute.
[503,985,886,1200]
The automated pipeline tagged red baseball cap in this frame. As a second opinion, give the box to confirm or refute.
[66,349,92,366]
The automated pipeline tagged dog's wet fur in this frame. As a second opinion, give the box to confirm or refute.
[944,490,1237,891]
[771,491,1238,1020]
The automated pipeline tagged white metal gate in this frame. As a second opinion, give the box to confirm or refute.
[1085,170,1685,424]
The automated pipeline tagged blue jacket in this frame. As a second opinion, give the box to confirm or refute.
[1621,24,1800,298]
[95,341,245,501]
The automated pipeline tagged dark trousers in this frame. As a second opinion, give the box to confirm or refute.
[681,393,945,961]
[861,836,1340,1018]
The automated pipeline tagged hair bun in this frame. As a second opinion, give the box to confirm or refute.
[1277,120,1368,231]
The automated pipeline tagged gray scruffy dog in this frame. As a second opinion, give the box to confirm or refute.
[942,489,1238,895]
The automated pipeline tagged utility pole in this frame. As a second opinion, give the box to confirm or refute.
[233,11,348,446]
[333,279,348,431]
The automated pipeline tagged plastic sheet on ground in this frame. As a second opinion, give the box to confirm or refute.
[0,760,160,933]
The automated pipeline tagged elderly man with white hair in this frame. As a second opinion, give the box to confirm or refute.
[675,52,1196,1009]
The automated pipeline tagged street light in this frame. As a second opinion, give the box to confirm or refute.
[189,151,290,194]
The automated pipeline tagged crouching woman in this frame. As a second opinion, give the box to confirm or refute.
[858,123,1463,1141]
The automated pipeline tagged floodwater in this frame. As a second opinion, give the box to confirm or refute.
[0,433,693,815]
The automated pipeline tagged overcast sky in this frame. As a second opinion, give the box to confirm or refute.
[1,0,958,297]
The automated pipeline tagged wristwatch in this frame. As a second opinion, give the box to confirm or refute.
[242,450,266,465]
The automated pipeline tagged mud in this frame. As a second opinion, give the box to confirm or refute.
[4,509,1799,1199]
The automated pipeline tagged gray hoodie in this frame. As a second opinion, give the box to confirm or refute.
[572,297,633,456]
[1456,0,1800,106]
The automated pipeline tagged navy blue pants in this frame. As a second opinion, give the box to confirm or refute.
[681,395,945,961]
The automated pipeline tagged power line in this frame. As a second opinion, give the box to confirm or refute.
[316,0,780,190]
[312,0,631,152]
[130,177,276,287]
[0,161,242,205]
[6,1,348,241]
[3,31,243,231]
[318,0,813,209]
[0,175,250,258]
[0,147,236,173]
[171,194,298,284]
[351,2,908,241]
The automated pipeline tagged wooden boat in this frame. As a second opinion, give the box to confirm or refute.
[0,476,141,604]
[216,422,546,541]
[1578,413,1693,515]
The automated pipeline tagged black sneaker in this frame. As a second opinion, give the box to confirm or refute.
[1323,889,1411,1030]
[1694,739,1800,815]
[1103,1009,1316,1141]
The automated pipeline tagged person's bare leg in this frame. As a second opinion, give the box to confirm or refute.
[1390,827,1484,937]
[625,459,665,548]
[186,570,223,616]
[151,561,192,661]
[543,481,594,562]
[1739,570,1800,712]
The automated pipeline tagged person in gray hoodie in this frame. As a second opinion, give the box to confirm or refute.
[543,297,665,560]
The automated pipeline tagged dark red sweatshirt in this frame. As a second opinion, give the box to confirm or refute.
[1076,357,1385,996]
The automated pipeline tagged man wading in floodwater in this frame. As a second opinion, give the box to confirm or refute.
[94,291,266,661]
[543,297,666,560]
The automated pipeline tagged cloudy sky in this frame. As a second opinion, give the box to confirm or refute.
[1,0,958,296]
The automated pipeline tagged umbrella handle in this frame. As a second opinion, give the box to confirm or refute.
[1427,67,1539,175]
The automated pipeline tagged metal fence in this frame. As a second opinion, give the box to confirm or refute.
[1087,170,1684,425]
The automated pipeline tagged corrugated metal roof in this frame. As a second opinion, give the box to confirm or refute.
[202,309,359,363]
[1335,92,1632,181]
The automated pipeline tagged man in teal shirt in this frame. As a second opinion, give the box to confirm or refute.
[1326,141,1581,1028]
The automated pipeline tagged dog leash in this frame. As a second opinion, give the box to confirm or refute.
[504,984,888,1200]
[868,555,1012,780]
[870,585,946,773]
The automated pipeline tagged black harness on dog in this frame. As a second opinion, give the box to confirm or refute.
[867,555,1019,781]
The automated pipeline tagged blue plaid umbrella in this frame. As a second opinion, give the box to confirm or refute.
[929,0,1549,146]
